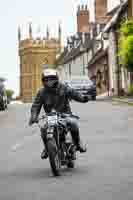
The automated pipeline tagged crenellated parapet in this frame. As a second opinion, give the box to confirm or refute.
[77,4,89,15]
[18,22,62,102]
[18,23,62,53]
[19,38,61,52]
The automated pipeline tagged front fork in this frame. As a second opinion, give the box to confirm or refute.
[41,127,60,155]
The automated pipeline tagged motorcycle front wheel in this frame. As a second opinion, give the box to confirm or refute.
[67,160,75,168]
[47,138,60,176]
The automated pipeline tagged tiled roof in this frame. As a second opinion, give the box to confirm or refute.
[88,48,108,68]
[56,48,68,65]
[56,24,106,66]
[106,5,120,16]
[103,0,128,34]
[56,37,94,65]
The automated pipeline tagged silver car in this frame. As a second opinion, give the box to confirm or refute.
[64,77,96,101]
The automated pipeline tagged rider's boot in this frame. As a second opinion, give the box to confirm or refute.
[41,148,48,159]
[72,131,87,153]
[41,131,48,159]
[76,142,87,153]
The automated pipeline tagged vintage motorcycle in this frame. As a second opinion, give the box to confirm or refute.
[37,111,79,176]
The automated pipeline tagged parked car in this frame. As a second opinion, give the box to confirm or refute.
[64,77,96,100]
[0,89,7,110]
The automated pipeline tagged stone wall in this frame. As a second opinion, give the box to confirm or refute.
[19,38,61,102]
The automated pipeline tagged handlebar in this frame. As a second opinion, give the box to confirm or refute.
[37,113,80,122]
[38,115,46,121]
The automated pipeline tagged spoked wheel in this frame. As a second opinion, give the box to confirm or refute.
[47,138,60,176]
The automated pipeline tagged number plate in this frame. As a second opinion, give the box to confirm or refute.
[47,115,58,125]
[47,134,53,139]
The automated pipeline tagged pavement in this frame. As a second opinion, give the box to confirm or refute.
[96,92,133,105]
[0,101,133,200]
[112,96,133,106]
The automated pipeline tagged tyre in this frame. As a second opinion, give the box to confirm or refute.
[92,95,96,101]
[67,160,75,168]
[47,138,60,176]
[5,103,7,109]
[0,103,5,110]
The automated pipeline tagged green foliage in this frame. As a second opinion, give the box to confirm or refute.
[119,35,133,71]
[120,20,133,37]
[5,89,14,99]
[119,20,133,72]
[128,84,133,94]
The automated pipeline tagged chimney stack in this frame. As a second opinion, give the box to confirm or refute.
[95,0,108,24]
[77,4,90,33]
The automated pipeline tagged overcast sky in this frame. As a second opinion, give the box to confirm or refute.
[0,0,120,96]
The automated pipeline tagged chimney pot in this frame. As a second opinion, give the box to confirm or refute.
[77,4,90,33]
[95,0,108,23]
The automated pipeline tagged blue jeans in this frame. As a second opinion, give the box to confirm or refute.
[41,116,80,147]
[63,116,80,146]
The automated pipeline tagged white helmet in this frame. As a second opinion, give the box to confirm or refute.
[41,69,59,88]
[42,69,58,78]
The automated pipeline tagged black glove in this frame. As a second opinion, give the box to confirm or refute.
[82,95,89,103]
[29,116,38,126]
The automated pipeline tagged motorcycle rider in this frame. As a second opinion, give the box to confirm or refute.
[29,69,89,159]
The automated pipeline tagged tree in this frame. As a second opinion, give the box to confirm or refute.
[119,20,133,72]
[120,35,133,71]
[119,20,133,90]
[5,89,14,101]
[120,20,133,37]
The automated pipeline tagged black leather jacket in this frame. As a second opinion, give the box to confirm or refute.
[30,82,86,118]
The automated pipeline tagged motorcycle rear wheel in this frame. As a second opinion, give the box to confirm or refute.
[47,138,60,176]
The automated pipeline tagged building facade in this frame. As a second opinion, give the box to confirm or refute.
[102,0,128,95]
[57,0,124,96]
[19,24,61,102]
[128,0,133,17]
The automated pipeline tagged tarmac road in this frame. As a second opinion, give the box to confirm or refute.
[0,100,133,200]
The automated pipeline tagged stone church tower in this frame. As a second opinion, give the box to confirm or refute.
[18,23,61,102]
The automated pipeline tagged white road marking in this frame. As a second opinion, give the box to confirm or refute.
[11,143,23,152]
